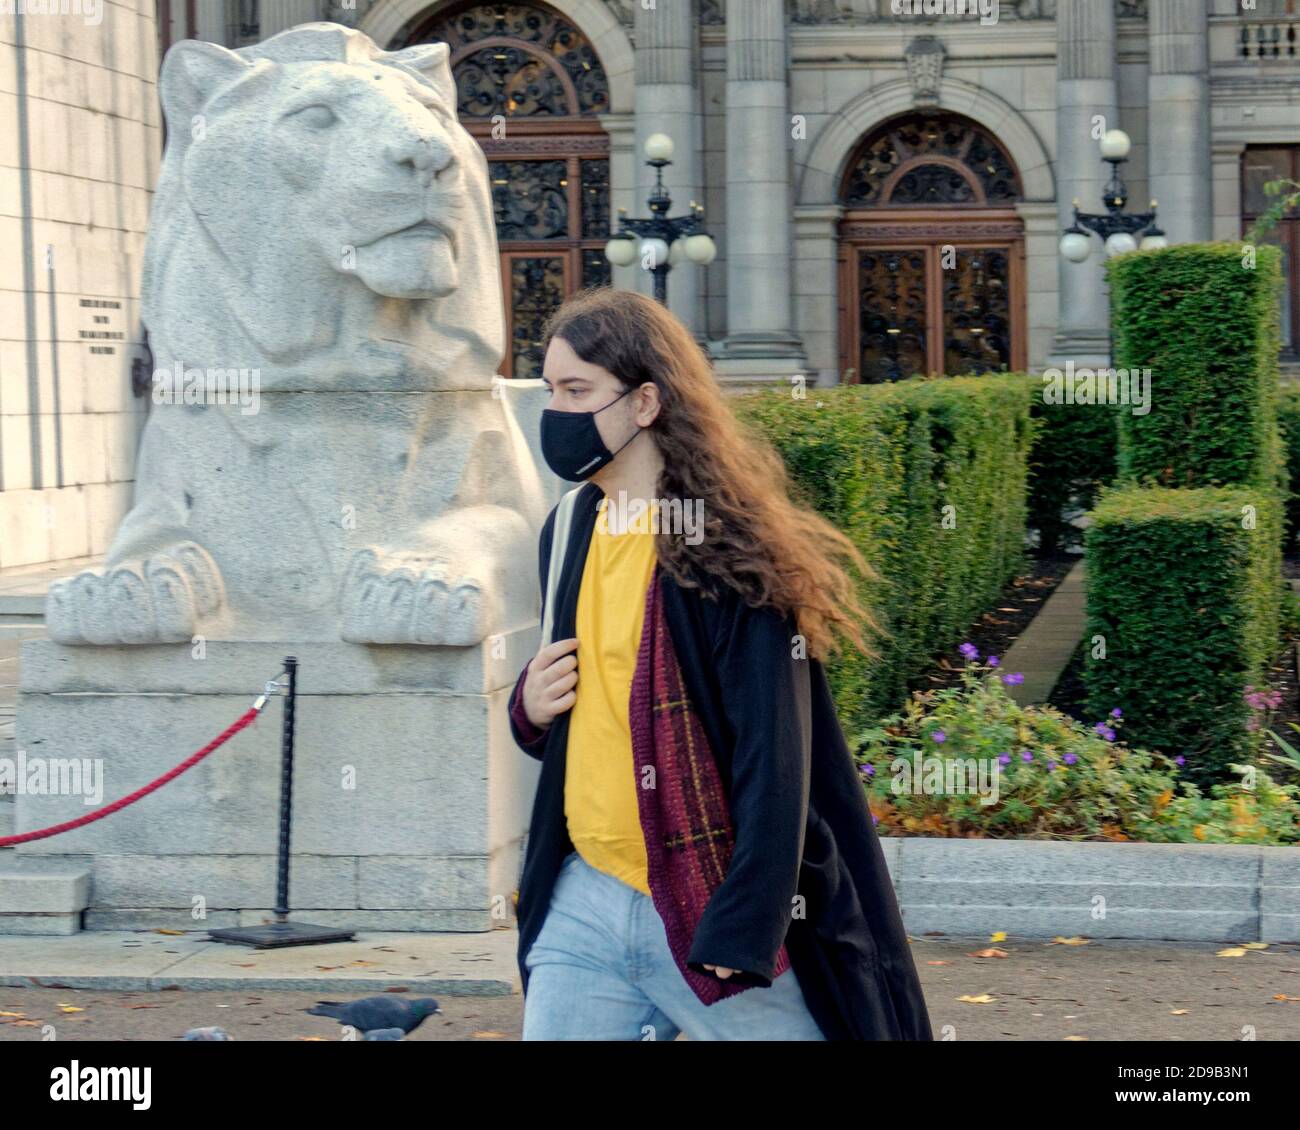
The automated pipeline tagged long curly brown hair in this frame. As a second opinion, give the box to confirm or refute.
[541,287,878,662]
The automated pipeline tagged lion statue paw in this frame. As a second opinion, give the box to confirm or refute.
[45,542,225,645]
[339,548,496,647]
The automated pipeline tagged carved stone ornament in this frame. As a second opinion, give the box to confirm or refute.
[905,36,946,106]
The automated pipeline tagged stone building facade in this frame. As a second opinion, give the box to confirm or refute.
[3,0,1299,567]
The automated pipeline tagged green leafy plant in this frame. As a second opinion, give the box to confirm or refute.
[1244,178,1300,244]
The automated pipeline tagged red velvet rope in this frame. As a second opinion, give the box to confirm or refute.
[0,706,262,848]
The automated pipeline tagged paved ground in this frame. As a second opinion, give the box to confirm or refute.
[1002,558,1087,707]
[1,933,1297,1041]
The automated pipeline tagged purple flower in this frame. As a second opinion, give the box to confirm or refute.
[959,642,979,662]
[1175,755,1186,767]
[861,763,875,777]
[1020,750,1034,763]
[988,656,1000,667]
[1063,753,1078,766]
[1003,672,1024,686]
[930,729,947,744]
[1110,707,1123,719]
[1093,722,1116,742]
[998,752,1011,766]
[1046,760,1057,771]
[871,813,879,826]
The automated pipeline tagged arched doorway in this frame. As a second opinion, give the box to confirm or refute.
[837,112,1027,382]
[393,1,612,379]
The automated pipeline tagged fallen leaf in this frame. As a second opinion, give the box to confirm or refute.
[296,1036,330,1041]
[472,1030,509,1039]
[1063,1035,1089,1041]
[56,1005,85,1013]
[957,993,997,1004]
[1273,994,1300,1002]
[1049,937,1091,946]
[1170,1009,1190,1016]
[0,1010,25,1018]
[1240,943,1269,950]
[968,948,1009,959]
[990,931,1007,943]
[926,961,949,966]
[153,929,185,936]
[1217,947,1248,958]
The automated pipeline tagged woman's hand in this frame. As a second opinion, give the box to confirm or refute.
[522,637,579,730]
[703,964,738,980]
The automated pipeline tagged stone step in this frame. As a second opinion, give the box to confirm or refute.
[0,860,90,936]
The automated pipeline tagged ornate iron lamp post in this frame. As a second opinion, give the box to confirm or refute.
[604,133,717,305]
[1058,128,1167,365]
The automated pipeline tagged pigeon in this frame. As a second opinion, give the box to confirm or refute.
[306,996,441,1038]
[183,1026,232,1041]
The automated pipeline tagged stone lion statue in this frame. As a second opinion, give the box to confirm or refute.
[46,23,547,646]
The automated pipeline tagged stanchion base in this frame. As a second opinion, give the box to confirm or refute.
[207,922,355,948]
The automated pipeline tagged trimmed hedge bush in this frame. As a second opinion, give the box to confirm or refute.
[734,374,1033,731]
[1028,392,1118,554]
[1277,382,1300,552]
[1105,242,1283,489]
[1084,484,1284,785]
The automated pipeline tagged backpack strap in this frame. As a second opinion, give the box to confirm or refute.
[539,486,585,648]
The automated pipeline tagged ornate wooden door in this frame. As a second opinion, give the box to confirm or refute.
[837,114,1028,381]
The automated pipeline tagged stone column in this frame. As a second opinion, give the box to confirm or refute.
[720,0,806,377]
[1050,0,1118,368]
[1147,0,1210,243]
[634,0,702,334]
[260,0,322,39]
[1211,141,1245,242]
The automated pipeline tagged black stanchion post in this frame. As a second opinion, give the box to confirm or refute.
[209,656,355,949]
[274,655,297,923]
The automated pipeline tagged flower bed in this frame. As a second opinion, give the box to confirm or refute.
[851,652,1300,845]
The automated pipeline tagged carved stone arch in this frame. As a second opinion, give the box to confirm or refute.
[799,76,1055,207]
[359,0,635,113]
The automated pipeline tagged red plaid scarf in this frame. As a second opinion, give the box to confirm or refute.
[628,564,793,1005]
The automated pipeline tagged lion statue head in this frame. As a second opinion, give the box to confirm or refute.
[142,23,503,391]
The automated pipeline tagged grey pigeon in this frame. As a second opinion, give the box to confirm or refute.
[183,1026,232,1041]
[306,996,441,1037]
[363,1027,407,1041]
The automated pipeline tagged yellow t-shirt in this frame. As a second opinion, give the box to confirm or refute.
[564,498,659,897]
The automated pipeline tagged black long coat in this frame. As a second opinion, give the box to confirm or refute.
[508,481,933,1041]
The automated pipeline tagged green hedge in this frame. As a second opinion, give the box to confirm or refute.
[1028,393,1118,554]
[1084,485,1284,785]
[1278,383,1300,553]
[734,374,1034,731]
[1105,242,1283,489]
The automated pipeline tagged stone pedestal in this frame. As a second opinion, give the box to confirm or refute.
[5,633,540,933]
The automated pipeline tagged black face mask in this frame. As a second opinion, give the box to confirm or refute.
[540,386,643,482]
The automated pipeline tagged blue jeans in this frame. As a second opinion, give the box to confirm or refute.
[522,849,826,1040]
